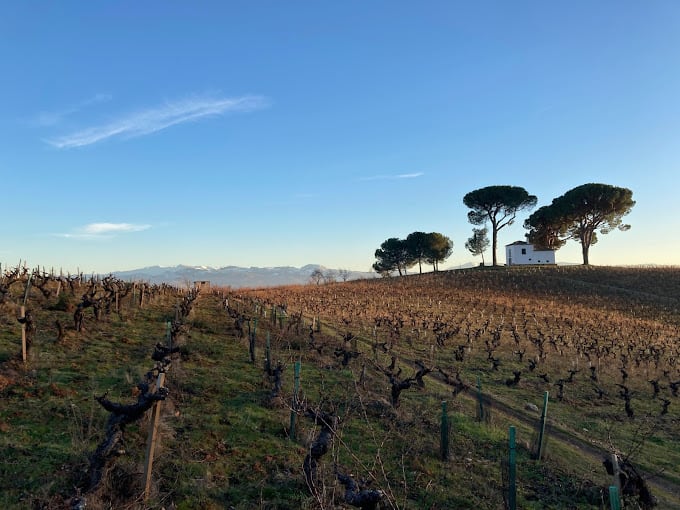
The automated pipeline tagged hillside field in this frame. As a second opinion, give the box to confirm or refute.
[0,265,678,509]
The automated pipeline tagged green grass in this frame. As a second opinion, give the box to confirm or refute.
[1,268,679,509]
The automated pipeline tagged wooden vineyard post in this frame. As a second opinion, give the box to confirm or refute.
[249,318,258,364]
[166,321,172,350]
[536,391,549,461]
[143,371,166,501]
[289,361,301,440]
[609,486,622,510]
[372,325,378,362]
[508,426,517,510]
[20,305,26,362]
[265,331,271,374]
[440,401,449,461]
[20,275,32,363]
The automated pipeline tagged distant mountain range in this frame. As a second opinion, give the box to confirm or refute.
[110,264,377,288]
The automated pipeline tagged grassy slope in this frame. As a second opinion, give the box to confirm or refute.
[0,265,678,509]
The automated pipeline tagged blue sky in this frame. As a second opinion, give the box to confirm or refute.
[2,1,679,274]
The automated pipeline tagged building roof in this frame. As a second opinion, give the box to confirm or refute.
[506,240,530,246]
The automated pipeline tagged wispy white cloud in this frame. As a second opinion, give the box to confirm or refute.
[358,172,425,182]
[47,94,269,149]
[82,223,150,235]
[55,222,151,240]
[32,93,112,127]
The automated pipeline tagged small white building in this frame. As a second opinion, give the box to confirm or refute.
[505,241,556,266]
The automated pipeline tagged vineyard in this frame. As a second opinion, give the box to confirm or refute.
[0,265,679,509]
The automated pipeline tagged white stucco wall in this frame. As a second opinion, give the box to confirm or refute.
[506,243,555,265]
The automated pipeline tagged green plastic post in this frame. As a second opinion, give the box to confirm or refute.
[536,391,549,461]
[440,401,449,460]
[509,426,517,510]
[609,486,621,510]
[289,361,301,439]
